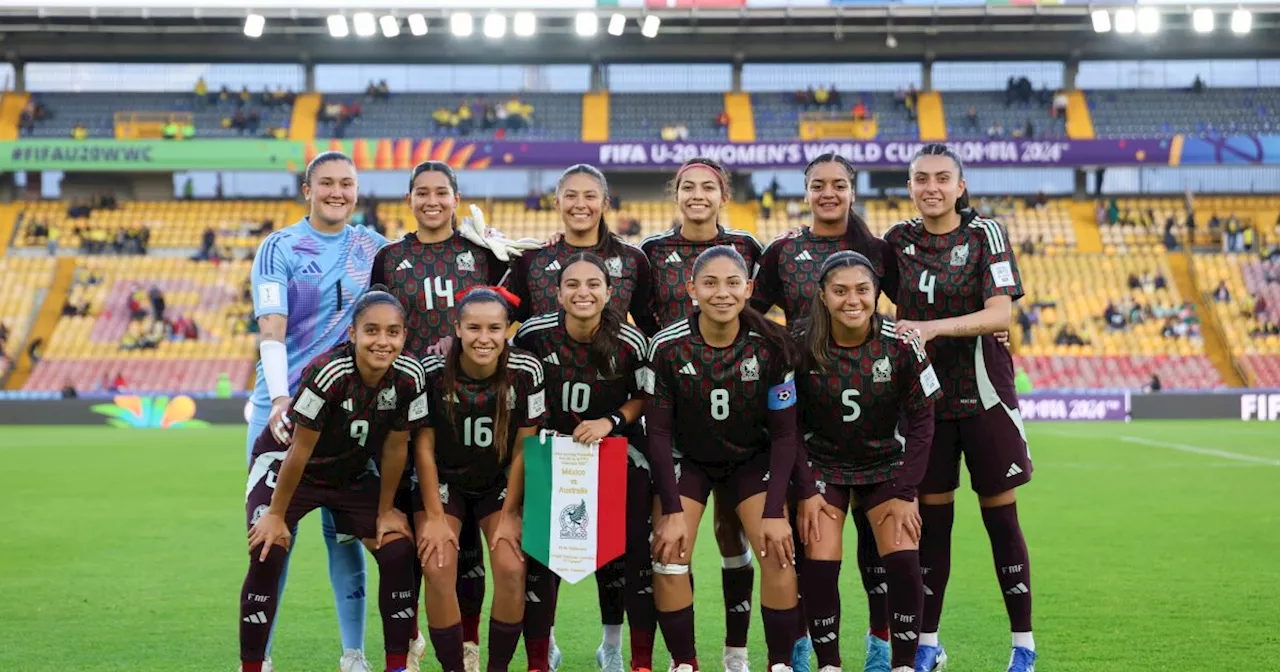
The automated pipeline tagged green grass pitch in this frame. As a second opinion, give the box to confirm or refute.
[2,421,1278,671]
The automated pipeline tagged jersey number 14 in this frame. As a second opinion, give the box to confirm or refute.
[423,277,456,311]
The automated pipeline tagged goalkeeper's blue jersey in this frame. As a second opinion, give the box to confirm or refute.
[248,218,388,408]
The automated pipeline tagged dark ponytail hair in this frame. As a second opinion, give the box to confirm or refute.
[408,161,461,230]
[353,283,406,323]
[444,288,515,461]
[803,153,882,269]
[800,251,880,373]
[558,252,623,379]
[908,143,978,223]
[691,245,800,370]
[305,151,355,186]
[668,156,732,227]
[557,164,624,261]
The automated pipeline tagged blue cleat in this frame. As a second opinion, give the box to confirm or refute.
[862,633,891,672]
[914,644,947,672]
[790,634,814,672]
[549,635,563,672]
[1006,647,1036,672]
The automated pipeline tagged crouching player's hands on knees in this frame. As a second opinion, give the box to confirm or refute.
[651,513,689,566]
[376,508,411,549]
[417,516,458,569]
[249,512,291,560]
[759,517,794,569]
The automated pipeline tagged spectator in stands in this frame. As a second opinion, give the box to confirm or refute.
[1021,238,1037,257]
[1016,307,1034,345]
[46,226,60,257]
[716,110,730,134]
[814,85,830,108]
[1104,301,1126,330]
[1153,272,1167,290]
[1054,324,1086,346]
[1192,74,1205,94]
[109,372,125,393]
[1148,373,1163,393]
[72,123,88,140]
[1024,120,1036,138]
[987,121,1004,138]
[828,85,842,109]
[760,189,775,220]
[61,380,78,400]
[905,85,918,120]
[1224,214,1243,252]
[148,285,166,321]
[1051,91,1069,119]
[786,200,803,222]
[1213,281,1231,303]
[0,322,7,353]
[1128,273,1142,290]
[1243,225,1256,253]
[965,106,979,132]
[853,100,868,121]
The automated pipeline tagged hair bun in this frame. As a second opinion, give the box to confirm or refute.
[368,283,390,293]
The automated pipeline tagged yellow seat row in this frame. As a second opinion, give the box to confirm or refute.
[17,200,295,250]
[1192,254,1280,357]
[0,258,57,362]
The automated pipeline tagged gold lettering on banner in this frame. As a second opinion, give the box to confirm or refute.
[559,487,588,495]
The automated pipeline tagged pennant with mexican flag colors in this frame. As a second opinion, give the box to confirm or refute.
[523,434,627,584]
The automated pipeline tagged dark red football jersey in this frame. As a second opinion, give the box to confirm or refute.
[261,343,429,487]
[512,311,650,437]
[752,229,899,326]
[645,315,793,465]
[503,238,656,334]
[420,348,547,493]
[885,216,1024,419]
[798,317,939,486]
[641,225,763,332]
[370,232,508,355]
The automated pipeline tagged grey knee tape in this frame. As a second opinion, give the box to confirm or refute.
[652,562,691,576]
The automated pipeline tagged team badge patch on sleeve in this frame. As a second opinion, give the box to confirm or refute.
[409,392,429,422]
[295,388,325,420]
[920,364,941,397]
[528,389,546,420]
[636,366,654,395]
[767,377,797,410]
[257,282,282,309]
[990,261,1016,288]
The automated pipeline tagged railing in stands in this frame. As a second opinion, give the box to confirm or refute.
[113,111,195,140]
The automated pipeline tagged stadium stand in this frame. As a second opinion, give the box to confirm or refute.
[16,200,295,251]
[320,93,580,141]
[1100,195,1280,252]
[21,92,293,139]
[0,258,57,379]
[608,93,727,141]
[1089,87,1280,138]
[942,91,1067,139]
[1193,253,1280,387]
[751,91,915,140]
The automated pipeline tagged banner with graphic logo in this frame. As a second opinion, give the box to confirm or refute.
[1018,392,1130,421]
[522,434,627,583]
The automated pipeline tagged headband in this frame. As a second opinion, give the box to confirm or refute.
[455,285,522,308]
[675,161,728,193]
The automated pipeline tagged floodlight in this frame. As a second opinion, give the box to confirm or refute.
[327,14,349,38]
[513,12,536,37]
[1191,8,1213,33]
[608,13,626,36]
[575,12,598,37]
[380,15,400,38]
[407,13,427,36]
[451,12,474,37]
[353,12,376,37]
[1136,7,1159,34]
[243,13,264,38]
[1114,8,1135,34]
[1091,10,1111,33]
[641,15,660,38]
[1231,9,1251,34]
[483,13,506,38]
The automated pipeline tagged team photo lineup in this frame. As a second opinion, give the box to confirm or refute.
[238,144,1033,672]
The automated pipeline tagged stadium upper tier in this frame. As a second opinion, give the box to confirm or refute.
[17,200,296,251]
[1193,254,1280,387]
[22,93,294,139]
[608,93,727,141]
[0,258,56,379]
[1089,87,1280,138]
[942,91,1067,140]
[752,91,913,141]
[323,93,581,141]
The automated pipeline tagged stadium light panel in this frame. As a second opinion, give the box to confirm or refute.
[243,13,264,38]
[1091,10,1111,33]
[575,12,598,37]
[1136,7,1159,34]
[451,12,474,37]
[1230,9,1251,34]
[1192,9,1213,33]
[1114,8,1135,34]
[380,14,400,38]
[353,12,376,37]
[407,13,428,36]
[513,12,536,37]
[607,13,626,36]
[327,14,349,38]
[483,12,506,38]
[641,14,660,38]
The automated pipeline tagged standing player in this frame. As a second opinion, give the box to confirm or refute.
[646,245,803,672]
[248,151,388,672]
[750,154,901,672]
[371,161,509,671]
[513,253,655,672]
[412,288,546,672]
[884,144,1035,672]
[640,157,764,672]
[241,287,428,672]
[791,251,940,672]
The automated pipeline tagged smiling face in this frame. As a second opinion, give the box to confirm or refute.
[303,159,359,227]
[688,254,751,327]
[456,300,509,369]
[407,169,459,235]
[908,154,966,220]
[676,165,726,226]
[558,260,612,322]
[557,172,607,239]
[349,303,406,373]
[820,264,877,334]
[805,160,854,226]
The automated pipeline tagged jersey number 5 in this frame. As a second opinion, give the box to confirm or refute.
[918,270,937,305]
[842,389,862,422]
[424,277,456,311]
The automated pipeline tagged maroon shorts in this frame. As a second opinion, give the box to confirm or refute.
[676,451,771,509]
[414,479,509,525]
[919,404,1032,497]
[816,480,915,514]
[245,452,379,540]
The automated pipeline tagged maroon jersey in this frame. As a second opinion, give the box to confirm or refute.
[752,229,899,326]
[504,238,657,334]
[420,348,547,493]
[885,216,1024,419]
[263,343,429,488]
[512,311,650,437]
[370,232,508,354]
[641,226,763,331]
[798,317,939,486]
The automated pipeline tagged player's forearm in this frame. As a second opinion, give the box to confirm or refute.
[414,431,447,518]
[933,300,1011,338]
[791,435,819,500]
[616,398,646,427]
[378,431,409,514]
[268,431,316,516]
[257,314,287,343]
[763,407,798,518]
[898,404,936,495]
[645,405,683,515]
[257,314,290,402]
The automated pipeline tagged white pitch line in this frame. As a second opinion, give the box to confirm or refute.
[1120,436,1280,466]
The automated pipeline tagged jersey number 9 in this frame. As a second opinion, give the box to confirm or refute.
[350,419,370,447]
[424,277,456,311]
[841,389,862,422]
[464,416,494,448]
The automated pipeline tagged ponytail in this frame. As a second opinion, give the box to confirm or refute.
[739,306,801,371]
[558,163,624,261]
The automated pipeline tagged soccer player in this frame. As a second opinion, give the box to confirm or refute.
[371,161,509,670]
[645,245,803,672]
[791,251,940,672]
[640,157,763,672]
[248,151,389,672]
[412,287,546,672]
[513,253,655,672]
[505,164,658,335]
[751,153,903,672]
[241,287,429,672]
[884,144,1035,672]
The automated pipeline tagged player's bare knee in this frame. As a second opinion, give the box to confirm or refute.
[489,549,526,592]
[921,491,956,506]
[978,489,1017,508]
[422,554,458,589]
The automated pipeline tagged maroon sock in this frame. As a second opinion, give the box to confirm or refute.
[799,559,841,669]
[629,628,655,670]
[410,553,423,641]
[525,637,550,671]
[487,618,523,672]
[429,624,466,672]
[461,614,481,646]
[523,560,559,646]
[373,537,417,657]
[919,501,955,633]
[241,664,263,672]
[457,524,486,643]
[981,502,1033,633]
[792,540,808,640]
[596,557,627,625]
[721,565,754,647]
[240,544,288,664]
[882,550,924,669]
[761,606,801,667]
[656,605,696,665]
[624,469,657,644]
[853,509,890,639]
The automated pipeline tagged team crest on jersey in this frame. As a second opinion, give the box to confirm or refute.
[740,355,760,382]
[438,483,450,505]
[606,256,623,278]
[872,357,893,383]
[377,387,398,410]
[250,504,269,524]
[950,243,970,267]
[456,250,476,272]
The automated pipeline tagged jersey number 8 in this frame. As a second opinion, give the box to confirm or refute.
[710,388,730,421]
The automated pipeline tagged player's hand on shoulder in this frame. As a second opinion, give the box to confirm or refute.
[376,508,412,549]
[248,512,291,560]
[417,515,459,569]
[759,517,795,569]
[426,336,454,356]
[268,398,293,444]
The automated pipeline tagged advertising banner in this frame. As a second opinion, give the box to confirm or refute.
[1018,391,1130,421]
[0,139,306,172]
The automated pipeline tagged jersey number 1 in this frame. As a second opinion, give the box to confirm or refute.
[918,270,937,305]
[424,277,456,311]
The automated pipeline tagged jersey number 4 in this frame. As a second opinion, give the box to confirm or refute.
[423,277,456,311]
[918,270,937,305]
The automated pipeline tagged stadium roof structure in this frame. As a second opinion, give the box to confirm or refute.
[0,3,1278,63]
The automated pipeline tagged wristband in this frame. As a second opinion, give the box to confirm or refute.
[260,340,290,401]
[607,412,626,433]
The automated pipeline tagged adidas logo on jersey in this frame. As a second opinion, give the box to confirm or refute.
[795,250,815,262]
[903,244,916,256]
[665,251,682,264]
[300,261,323,275]
[1006,463,1024,478]
[543,352,560,366]
[678,363,698,375]
[544,260,562,272]
[396,259,413,272]
[341,399,354,412]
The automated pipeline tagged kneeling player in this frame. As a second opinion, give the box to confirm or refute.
[646,245,803,672]
[792,252,939,672]
[413,288,546,672]
[240,287,429,672]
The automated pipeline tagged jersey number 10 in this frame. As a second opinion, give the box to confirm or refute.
[561,381,591,414]
[423,277,456,311]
